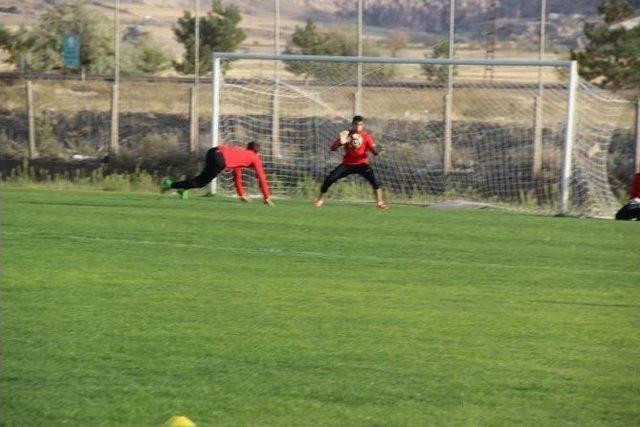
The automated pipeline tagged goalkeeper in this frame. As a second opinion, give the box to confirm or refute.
[314,115,388,209]
[162,142,275,206]
[615,172,640,220]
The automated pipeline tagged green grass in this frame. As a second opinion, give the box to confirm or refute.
[1,187,639,426]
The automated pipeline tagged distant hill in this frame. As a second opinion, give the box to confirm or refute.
[0,0,638,61]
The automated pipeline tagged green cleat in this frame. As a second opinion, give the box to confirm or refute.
[177,189,188,200]
[161,177,173,193]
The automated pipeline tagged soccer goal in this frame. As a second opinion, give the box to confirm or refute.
[209,52,633,217]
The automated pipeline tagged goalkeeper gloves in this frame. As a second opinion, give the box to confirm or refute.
[339,130,349,145]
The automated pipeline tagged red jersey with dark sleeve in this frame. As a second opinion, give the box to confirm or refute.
[217,145,270,199]
[630,172,640,199]
[330,131,376,165]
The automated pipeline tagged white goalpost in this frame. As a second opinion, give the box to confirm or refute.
[209,52,632,217]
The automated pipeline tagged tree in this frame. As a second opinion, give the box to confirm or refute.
[386,32,408,57]
[598,0,635,23]
[421,39,457,83]
[7,1,115,73]
[0,24,22,68]
[283,19,354,81]
[173,0,246,74]
[0,24,10,48]
[120,33,171,75]
[284,19,393,82]
[0,3,170,75]
[572,0,640,89]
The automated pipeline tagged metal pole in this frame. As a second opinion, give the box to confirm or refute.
[447,0,455,95]
[532,95,542,176]
[444,0,455,175]
[192,0,200,151]
[538,0,546,96]
[274,0,280,55]
[114,0,119,85]
[443,93,452,174]
[194,0,199,83]
[532,0,546,179]
[110,0,120,157]
[272,0,281,158]
[189,86,198,156]
[560,61,578,215]
[212,52,573,67]
[355,0,363,116]
[210,56,221,195]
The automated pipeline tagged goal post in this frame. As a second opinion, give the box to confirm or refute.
[561,60,579,216]
[210,55,221,195]
[210,52,628,217]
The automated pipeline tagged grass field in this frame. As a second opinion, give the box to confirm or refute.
[1,187,639,426]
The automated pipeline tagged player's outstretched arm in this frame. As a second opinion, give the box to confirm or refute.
[252,158,274,207]
[232,168,248,201]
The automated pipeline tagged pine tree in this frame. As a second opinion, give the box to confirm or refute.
[283,19,391,82]
[572,0,640,89]
[173,0,246,75]
[421,40,457,83]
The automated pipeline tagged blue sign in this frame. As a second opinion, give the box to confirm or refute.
[62,34,80,68]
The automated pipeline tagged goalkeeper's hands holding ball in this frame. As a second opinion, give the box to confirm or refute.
[339,130,350,145]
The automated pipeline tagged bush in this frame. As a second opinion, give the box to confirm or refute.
[0,130,24,158]
[136,132,184,164]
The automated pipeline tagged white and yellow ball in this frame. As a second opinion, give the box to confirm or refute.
[349,133,363,148]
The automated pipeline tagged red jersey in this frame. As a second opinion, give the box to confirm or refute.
[217,145,270,199]
[330,130,376,165]
[630,172,640,199]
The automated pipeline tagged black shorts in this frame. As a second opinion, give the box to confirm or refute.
[615,201,640,220]
[171,147,226,189]
[321,163,380,192]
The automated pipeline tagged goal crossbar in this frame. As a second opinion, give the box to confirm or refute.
[212,52,572,68]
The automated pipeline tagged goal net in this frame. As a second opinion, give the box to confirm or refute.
[210,53,633,217]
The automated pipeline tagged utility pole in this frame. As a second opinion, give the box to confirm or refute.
[272,0,282,158]
[538,0,546,95]
[190,0,200,155]
[355,0,363,115]
[484,0,497,81]
[443,0,456,174]
[194,0,200,85]
[532,0,546,178]
[110,0,120,156]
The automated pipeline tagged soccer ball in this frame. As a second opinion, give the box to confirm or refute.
[349,133,363,148]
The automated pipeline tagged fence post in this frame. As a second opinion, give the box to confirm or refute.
[532,95,543,178]
[271,82,281,158]
[110,83,120,157]
[189,85,198,157]
[635,97,640,173]
[26,81,37,159]
[443,93,452,174]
